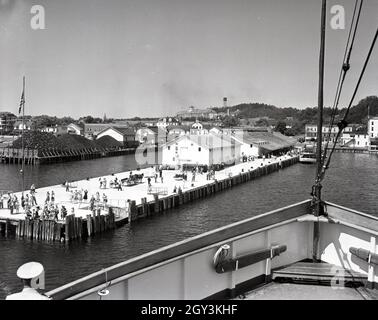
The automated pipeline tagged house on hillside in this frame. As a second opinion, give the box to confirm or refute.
[67,123,84,136]
[176,106,218,120]
[166,125,190,141]
[190,121,211,135]
[41,125,68,136]
[161,134,241,167]
[96,126,138,147]
[156,117,180,129]
[13,119,33,132]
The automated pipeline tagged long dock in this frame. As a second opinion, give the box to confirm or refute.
[0,146,136,165]
[0,155,299,242]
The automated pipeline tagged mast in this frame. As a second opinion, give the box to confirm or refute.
[313,0,326,262]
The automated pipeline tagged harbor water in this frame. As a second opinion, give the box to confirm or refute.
[0,152,377,299]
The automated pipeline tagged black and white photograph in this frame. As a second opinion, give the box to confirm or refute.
[0,0,378,305]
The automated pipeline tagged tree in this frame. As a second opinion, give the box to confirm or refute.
[222,116,240,127]
[255,118,269,127]
[274,121,287,134]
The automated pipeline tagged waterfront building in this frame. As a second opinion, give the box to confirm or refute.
[368,117,378,151]
[161,134,241,167]
[368,117,378,138]
[232,131,295,158]
[305,123,362,143]
[341,132,369,149]
[0,112,17,135]
[67,123,84,136]
[82,123,124,139]
[96,126,138,147]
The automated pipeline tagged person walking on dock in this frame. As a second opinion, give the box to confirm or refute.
[61,206,67,220]
[65,181,69,192]
[45,191,50,204]
[8,195,14,215]
[51,191,55,203]
[103,193,108,208]
[89,195,95,211]
[31,192,37,206]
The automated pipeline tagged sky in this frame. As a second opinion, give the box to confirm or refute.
[0,0,377,118]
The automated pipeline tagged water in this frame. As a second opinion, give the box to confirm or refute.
[0,152,377,299]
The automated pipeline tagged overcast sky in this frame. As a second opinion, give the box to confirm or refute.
[0,0,377,118]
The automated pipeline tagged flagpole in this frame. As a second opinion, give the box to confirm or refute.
[21,76,25,196]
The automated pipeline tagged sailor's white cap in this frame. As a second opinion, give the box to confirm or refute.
[16,262,44,279]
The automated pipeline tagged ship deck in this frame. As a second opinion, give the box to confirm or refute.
[235,261,377,300]
[236,282,376,300]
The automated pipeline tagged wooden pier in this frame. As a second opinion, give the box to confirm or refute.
[128,156,299,223]
[0,155,298,242]
[0,208,116,242]
[0,146,136,165]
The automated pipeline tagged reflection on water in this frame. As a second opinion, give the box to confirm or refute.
[0,153,377,299]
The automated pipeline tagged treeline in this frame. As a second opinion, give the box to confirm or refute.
[214,96,378,134]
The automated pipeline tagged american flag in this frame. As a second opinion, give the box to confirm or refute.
[19,77,25,114]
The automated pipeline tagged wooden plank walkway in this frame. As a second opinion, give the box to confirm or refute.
[272,262,367,282]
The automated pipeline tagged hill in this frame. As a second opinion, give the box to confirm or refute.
[214,96,378,134]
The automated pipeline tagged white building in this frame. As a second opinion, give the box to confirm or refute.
[368,117,378,138]
[13,120,32,131]
[341,132,369,148]
[41,125,67,136]
[67,123,83,135]
[161,134,240,167]
[96,127,137,146]
[156,117,180,129]
[231,131,295,159]
[189,121,210,135]
[368,117,378,152]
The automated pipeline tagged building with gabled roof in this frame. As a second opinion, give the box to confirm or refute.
[67,123,84,136]
[96,126,138,147]
[161,134,241,167]
[232,131,295,157]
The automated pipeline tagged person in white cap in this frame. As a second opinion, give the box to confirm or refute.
[6,262,50,300]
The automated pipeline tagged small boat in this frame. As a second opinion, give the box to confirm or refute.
[299,152,317,164]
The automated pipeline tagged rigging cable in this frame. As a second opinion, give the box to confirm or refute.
[318,25,378,184]
[321,0,363,165]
